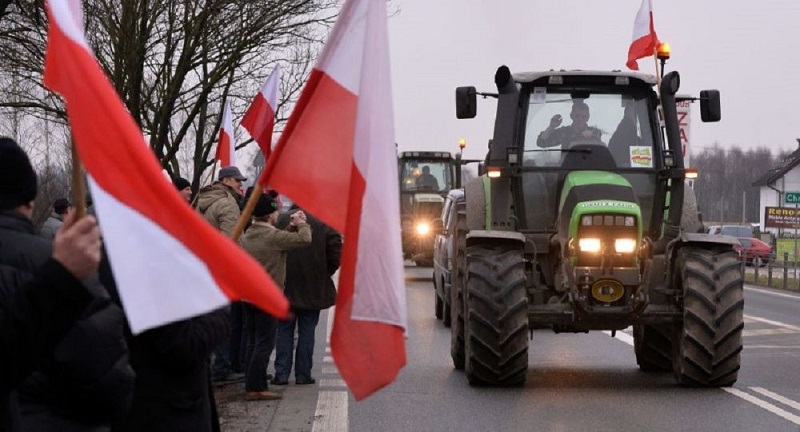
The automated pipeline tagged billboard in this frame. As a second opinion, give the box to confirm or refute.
[764,206,800,229]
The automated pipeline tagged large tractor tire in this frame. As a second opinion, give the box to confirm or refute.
[464,244,528,386]
[672,246,744,386]
[450,207,467,370]
[633,324,673,372]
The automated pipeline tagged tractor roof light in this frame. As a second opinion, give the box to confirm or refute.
[657,42,671,60]
[685,168,699,179]
[459,138,467,150]
[487,167,501,178]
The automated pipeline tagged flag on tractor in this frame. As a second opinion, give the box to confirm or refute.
[627,0,660,71]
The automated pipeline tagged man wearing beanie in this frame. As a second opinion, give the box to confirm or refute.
[238,194,311,400]
[173,177,192,202]
[0,137,134,430]
[40,198,71,240]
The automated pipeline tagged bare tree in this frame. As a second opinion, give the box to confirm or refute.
[0,0,337,190]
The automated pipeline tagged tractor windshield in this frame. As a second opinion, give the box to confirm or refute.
[523,92,655,168]
[519,89,659,234]
[399,159,453,193]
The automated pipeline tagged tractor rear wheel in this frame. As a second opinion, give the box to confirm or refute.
[672,247,744,386]
[464,244,528,386]
[450,208,466,370]
[633,324,673,372]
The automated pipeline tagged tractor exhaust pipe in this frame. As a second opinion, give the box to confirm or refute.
[660,71,685,238]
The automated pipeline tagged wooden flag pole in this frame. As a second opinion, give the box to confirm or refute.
[231,182,262,242]
[70,138,86,219]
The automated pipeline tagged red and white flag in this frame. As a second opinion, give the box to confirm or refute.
[626,0,660,70]
[42,0,289,334]
[260,0,406,400]
[241,66,281,159]
[215,101,237,167]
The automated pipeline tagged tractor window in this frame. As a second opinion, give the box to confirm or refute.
[399,159,453,193]
[522,92,655,169]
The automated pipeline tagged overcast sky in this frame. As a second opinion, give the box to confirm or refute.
[387,0,800,161]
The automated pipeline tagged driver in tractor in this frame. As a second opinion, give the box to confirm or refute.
[536,100,602,149]
[415,165,440,191]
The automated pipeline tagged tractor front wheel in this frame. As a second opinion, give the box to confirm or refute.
[464,244,528,386]
[672,247,744,386]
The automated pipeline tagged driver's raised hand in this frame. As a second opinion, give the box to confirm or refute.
[549,114,563,129]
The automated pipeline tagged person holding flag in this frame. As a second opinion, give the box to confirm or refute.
[235,0,408,400]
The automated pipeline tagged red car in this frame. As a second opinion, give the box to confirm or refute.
[734,237,773,267]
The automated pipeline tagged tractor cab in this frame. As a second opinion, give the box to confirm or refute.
[397,151,456,266]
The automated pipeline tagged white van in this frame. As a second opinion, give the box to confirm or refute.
[707,225,753,238]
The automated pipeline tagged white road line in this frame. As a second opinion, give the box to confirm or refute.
[723,388,800,426]
[313,306,349,432]
[743,328,800,337]
[744,314,800,332]
[751,387,800,412]
[746,345,800,349]
[746,286,800,300]
[602,330,634,346]
[312,391,349,432]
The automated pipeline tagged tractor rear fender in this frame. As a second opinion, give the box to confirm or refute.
[465,230,526,249]
[666,232,740,273]
[464,176,489,231]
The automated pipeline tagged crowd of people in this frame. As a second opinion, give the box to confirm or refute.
[1,137,342,431]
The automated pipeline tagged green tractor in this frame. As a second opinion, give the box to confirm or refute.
[449,66,743,387]
[398,151,457,266]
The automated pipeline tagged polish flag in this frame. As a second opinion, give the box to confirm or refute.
[241,66,281,159]
[259,0,406,400]
[42,0,289,333]
[626,0,660,71]
[215,101,237,167]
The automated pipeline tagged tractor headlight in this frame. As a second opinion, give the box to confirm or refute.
[415,221,430,236]
[578,238,602,253]
[614,238,637,254]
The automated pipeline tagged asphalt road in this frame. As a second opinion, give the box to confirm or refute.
[220,265,800,431]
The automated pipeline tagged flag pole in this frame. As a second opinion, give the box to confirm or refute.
[70,137,86,219]
[231,182,261,241]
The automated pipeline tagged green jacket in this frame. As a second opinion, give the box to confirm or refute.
[196,182,241,236]
[239,221,312,288]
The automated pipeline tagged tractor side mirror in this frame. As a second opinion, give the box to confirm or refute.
[456,86,477,119]
[700,90,721,122]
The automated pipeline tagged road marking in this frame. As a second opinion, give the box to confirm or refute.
[312,391,348,432]
[744,314,800,332]
[745,286,800,301]
[746,345,800,349]
[723,388,800,426]
[743,328,800,337]
[602,330,634,346]
[312,306,349,432]
[751,387,800,412]
[320,378,347,388]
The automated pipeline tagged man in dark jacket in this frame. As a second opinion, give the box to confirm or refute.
[99,253,230,432]
[0,137,134,431]
[272,206,342,385]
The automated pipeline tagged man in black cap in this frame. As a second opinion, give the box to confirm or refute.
[40,198,71,240]
[195,166,248,382]
[172,177,192,203]
[0,137,134,429]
